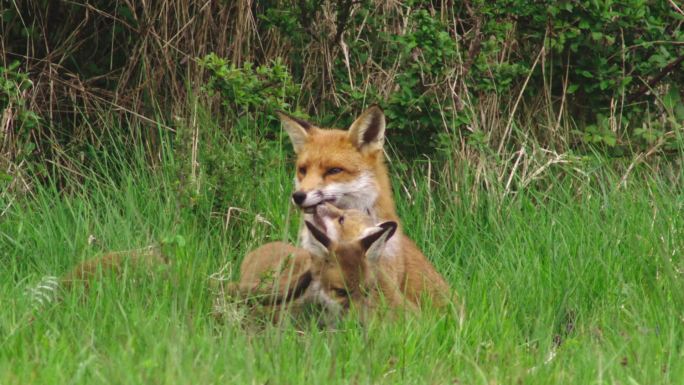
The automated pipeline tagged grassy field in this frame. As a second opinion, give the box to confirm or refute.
[1,143,683,384]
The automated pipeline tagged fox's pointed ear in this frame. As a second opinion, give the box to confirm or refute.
[359,221,397,262]
[348,105,385,152]
[305,220,331,250]
[277,111,313,153]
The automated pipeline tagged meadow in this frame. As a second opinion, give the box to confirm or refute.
[1,135,683,384]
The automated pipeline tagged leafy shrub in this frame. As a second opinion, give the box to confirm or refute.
[2,0,682,193]
[174,57,300,221]
[200,54,298,136]
[0,61,40,163]
[257,0,683,154]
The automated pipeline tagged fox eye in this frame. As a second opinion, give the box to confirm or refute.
[338,216,345,225]
[332,288,349,297]
[298,166,307,175]
[325,167,343,176]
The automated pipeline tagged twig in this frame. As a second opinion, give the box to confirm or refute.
[503,147,525,196]
[497,45,545,155]
[617,132,673,189]
[627,54,684,102]
[461,0,482,79]
[669,0,684,16]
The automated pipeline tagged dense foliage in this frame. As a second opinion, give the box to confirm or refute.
[1,1,683,216]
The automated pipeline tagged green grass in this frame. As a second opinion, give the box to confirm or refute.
[1,145,683,384]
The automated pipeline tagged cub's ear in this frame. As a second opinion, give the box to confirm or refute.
[277,111,314,153]
[377,221,398,240]
[305,221,332,250]
[348,105,386,152]
[360,221,397,262]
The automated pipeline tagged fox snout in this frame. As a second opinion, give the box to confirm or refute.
[291,190,331,211]
[292,191,307,206]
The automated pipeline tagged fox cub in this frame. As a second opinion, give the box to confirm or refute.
[305,203,450,317]
[217,242,313,307]
[214,204,400,321]
[304,203,404,316]
[60,247,169,290]
[214,205,381,315]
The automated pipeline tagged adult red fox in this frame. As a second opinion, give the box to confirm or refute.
[278,108,452,309]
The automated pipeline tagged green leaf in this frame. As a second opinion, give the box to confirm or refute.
[174,235,186,248]
[602,134,617,147]
[663,86,682,113]
[579,70,594,79]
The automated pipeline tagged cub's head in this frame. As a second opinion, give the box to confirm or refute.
[277,106,386,213]
[303,203,397,315]
[304,202,375,254]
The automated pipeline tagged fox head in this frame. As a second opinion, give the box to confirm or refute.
[303,202,375,257]
[277,106,392,218]
[303,204,398,315]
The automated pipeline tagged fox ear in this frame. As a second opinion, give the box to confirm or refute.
[348,105,385,152]
[359,221,397,262]
[305,220,331,250]
[277,111,313,153]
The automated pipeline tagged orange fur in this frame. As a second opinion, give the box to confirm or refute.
[293,127,398,222]
[279,106,397,222]
[232,241,312,304]
[212,242,315,323]
[60,247,168,290]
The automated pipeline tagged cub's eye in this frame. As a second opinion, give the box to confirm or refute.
[338,216,345,225]
[325,167,343,176]
[298,166,307,175]
[332,288,349,297]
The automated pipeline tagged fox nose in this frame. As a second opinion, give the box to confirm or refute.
[292,191,307,205]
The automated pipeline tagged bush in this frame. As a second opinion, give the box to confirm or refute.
[1,61,40,167]
[1,0,682,185]
[254,0,683,154]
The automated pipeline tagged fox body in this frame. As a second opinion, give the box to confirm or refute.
[61,247,169,290]
[211,242,313,324]
[222,241,313,307]
[279,107,452,310]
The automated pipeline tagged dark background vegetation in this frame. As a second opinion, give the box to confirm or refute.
[1,0,683,204]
